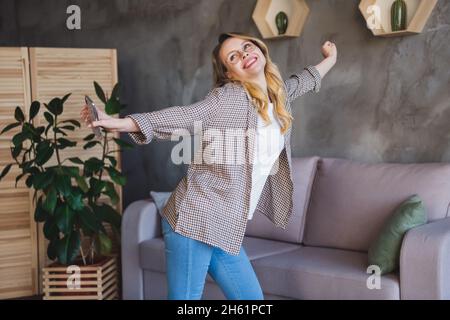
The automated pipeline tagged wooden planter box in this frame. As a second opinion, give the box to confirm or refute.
[42,256,119,300]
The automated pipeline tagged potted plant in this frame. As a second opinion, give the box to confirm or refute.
[391,0,407,31]
[0,81,132,299]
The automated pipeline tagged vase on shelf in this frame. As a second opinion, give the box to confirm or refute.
[275,11,288,35]
[391,0,407,31]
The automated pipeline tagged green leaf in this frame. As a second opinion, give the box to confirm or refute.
[23,123,41,144]
[75,175,89,193]
[43,187,57,214]
[55,203,75,235]
[22,123,38,139]
[94,81,107,103]
[54,173,72,197]
[57,231,80,265]
[97,232,113,255]
[105,155,117,167]
[66,191,84,211]
[35,126,45,136]
[12,132,29,147]
[34,196,49,222]
[92,203,121,229]
[47,238,59,260]
[43,111,54,125]
[83,140,100,150]
[47,98,63,115]
[14,106,25,123]
[29,101,40,120]
[84,158,103,174]
[45,123,52,136]
[105,166,126,186]
[0,164,12,181]
[26,167,40,175]
[89,178,106,195]
[0,122,21,135]
[53,127,67,136]
[56,137,77,149]
[11,145,22,158]
[83,133,95,141]
[103,181,119,205]
[33,170,53,189]
[110,83,120,100]
[68,157,83,165]
[22,160,32,171]
[25,175,33,188]
[35,141,54,166]
[15,172,26,188]
[105,99,121,115]
[61,93,72,104]
[60,125,75,131]
[60,119,81,128]
[43,217,59,239]
[60,166,80,177]
[112,137,133,149]
[78,206,102,234]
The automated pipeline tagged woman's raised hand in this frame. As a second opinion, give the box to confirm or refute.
[80,104,112,124]
[79,104,139,133]
[321,41,337,61]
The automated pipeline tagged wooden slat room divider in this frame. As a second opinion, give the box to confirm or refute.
[0,47,121,299]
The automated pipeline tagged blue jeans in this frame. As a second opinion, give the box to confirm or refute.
[161,216,264,300]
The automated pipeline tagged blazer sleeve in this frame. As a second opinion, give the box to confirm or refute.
[284,65,322,102]
[125,87,223,145]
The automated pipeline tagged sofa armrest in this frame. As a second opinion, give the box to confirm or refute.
[121,199,161,299]
[400,217,450,299]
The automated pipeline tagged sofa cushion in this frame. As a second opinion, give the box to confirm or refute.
[245,156,319,243]
[303,157,450,252]
[149,191,172,214]
[252,246,400,299]
[139,235,301,274]
[368,194,427,274]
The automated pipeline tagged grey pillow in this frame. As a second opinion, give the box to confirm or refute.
[149,191,172,215]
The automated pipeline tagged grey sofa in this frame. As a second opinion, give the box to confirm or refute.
[121,156,450,300]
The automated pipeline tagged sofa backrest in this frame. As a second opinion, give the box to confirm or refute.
[245,156,319,243]
[303,157,450,252]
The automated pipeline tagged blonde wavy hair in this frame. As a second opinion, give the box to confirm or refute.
[212,32,293,134]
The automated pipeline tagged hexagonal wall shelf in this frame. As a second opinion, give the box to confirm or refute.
[359,0,437,37]
[252,0,310,39]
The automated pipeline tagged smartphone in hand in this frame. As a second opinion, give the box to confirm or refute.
[84,95,103,140]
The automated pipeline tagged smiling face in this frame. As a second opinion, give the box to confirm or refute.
[219,37,266,82]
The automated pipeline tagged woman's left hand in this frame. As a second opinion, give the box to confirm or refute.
[321,41,337,61]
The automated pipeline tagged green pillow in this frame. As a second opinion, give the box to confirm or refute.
[368,194,427,274]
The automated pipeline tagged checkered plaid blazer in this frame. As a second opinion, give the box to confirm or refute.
[126,65,321,255]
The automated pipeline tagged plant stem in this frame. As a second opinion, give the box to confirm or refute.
[30,141,45,172]
[53,115,61,166]
[93,131,108,204]
[90,238,95,264]
[79,242,87,266]
[98,131,108,182]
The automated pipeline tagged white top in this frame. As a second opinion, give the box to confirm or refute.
[248,102,285,220]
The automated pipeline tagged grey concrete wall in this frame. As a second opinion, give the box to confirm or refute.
[1,0,449,210]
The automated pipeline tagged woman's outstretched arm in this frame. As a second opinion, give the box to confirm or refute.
[284,66,322,101]
[314,41,337,78]
[86,87,224,145]
[284,41,337,102]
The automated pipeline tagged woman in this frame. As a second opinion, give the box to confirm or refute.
[80,32,336,300]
